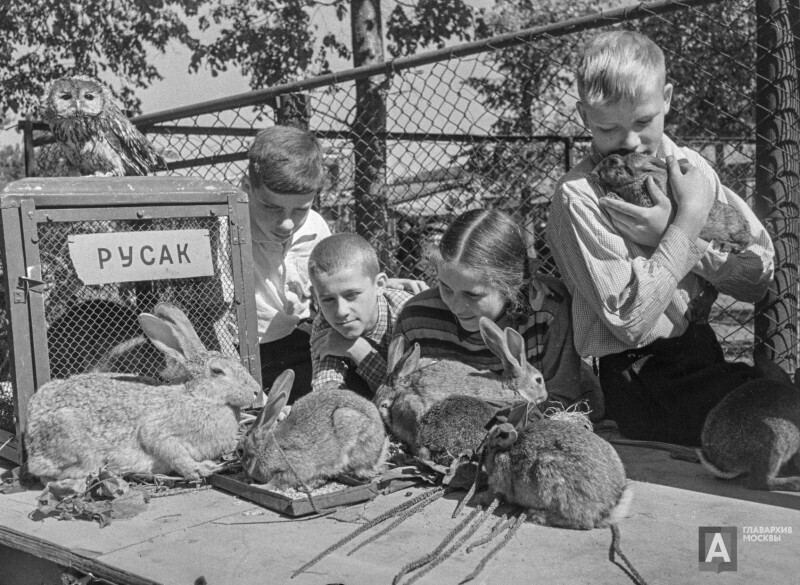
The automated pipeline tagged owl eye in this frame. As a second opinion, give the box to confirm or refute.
[84,93,95,101]
[60,93,72,100]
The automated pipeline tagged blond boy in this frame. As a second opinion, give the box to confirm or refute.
[308,233,412,397]
[547,31,774,445]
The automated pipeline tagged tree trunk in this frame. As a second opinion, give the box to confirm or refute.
[350,0,394,273]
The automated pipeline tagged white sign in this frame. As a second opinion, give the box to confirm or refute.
[68,230,215,285]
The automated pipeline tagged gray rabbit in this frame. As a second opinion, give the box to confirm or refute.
[698,378,800,490]
[484,418,633,529]
[239,371,389,490]
[25,302,261,482]
[374,317,547,451]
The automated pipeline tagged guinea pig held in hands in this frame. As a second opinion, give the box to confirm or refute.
[590,151,752,253]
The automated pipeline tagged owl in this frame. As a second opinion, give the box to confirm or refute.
[41,75,166,176]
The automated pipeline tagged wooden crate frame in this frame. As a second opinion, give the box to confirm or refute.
[0,177,260,464]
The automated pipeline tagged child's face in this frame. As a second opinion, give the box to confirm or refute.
[578,84,673,157]
[313,266,386,339]
[247,180,316,244]
[437,263,506,332]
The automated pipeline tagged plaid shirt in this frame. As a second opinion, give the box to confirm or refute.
[311,287,412,394]
[547,135,774,358]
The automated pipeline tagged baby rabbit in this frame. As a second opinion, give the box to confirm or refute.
[25,302,261,483]
[374,317,547,449]
[416,395,497,465]
[590,151,752,253]
[240,371,389,490]
[698,378,800,491]
[484,418,632,530]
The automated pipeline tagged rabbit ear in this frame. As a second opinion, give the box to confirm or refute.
[251,369,293,433]
[138,313,192,365]
[479,317,522,371]
[151,303,205,358]
[387,335,407,372]
[396,343,421,379]
[504,327,527,368]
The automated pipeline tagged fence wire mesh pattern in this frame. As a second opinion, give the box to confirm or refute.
[22,0,800,378]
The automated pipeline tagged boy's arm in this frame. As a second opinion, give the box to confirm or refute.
[310,316,349,391]
[535,291,605,419]
[550,177,706,346]
[688,181,774,303]
[354,352,388,393]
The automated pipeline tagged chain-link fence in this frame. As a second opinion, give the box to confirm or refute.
[19,0,800,380]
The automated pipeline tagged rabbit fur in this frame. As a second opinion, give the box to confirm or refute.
[374,316,547,449]
[416,395,497,465]
[698,378,800,490]
[240,372,389,490]
[484,419,632,530]
[26,302,261,482]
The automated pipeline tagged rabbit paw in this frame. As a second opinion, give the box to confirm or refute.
[186,460,223,480]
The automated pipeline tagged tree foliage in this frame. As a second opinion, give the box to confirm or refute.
[188,0,351,90]
[1,0,199,116]
[0,145,25,191]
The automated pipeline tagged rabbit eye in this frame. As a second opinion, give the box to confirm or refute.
[210,365,226,375]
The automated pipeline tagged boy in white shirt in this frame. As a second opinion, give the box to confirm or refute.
[242,125,331,403]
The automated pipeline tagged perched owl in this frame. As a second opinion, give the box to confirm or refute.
[41,75,166,176]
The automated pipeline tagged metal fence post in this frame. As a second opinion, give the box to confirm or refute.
[754,0,800,374]
[23,116,37,178]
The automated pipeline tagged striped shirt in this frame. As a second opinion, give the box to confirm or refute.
[547,135,775,358]
[311,287,412,394]
[393,276,603,413]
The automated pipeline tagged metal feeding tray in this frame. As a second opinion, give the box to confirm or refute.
[209,468,423,517]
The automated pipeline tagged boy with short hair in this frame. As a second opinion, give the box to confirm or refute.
[308,233,412,397]
[547,31,775,445]
[243,125,331,403]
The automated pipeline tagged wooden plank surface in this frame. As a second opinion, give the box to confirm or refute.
[2,447,800,585]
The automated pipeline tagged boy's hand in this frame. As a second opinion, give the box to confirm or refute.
[312,329,372,364]
[667,155,715,218]
[598,176,673,247]
[386,278,429,294]
[277,405,292,422]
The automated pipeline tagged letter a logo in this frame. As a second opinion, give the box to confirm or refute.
[699,526,737,572]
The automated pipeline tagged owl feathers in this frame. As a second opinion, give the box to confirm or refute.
[41,75,166,176]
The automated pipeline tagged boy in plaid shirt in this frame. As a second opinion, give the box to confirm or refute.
[309,233,416,397]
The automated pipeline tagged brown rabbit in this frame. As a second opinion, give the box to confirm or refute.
[698,378,800,491]
[374,316,547,449]
[484,419,632,530]
[240,372,389,490]
[25,302,261,482]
